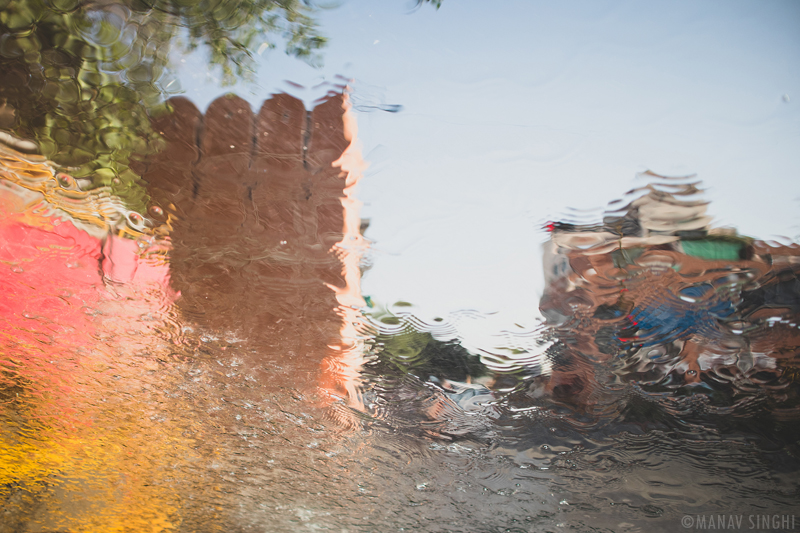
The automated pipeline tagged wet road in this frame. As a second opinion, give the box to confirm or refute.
[2,92,799,532]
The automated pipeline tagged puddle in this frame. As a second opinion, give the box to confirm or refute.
[1,1,799,531]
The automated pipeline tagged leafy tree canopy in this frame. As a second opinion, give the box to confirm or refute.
[0,0,441,213]
[0,0,328,211]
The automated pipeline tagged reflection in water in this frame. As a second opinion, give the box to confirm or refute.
[348,176,800,529]
[0,90,374,531]
[0,0,327,215]
[360,177,799,430]
[0,143,181,530]
[536,176,799,421]
[1,99,799,530]
[140,90,366,401]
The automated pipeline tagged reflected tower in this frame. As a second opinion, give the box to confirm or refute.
[141,90,366,400]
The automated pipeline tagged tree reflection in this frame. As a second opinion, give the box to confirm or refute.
[0,0,443,214]
[0,0,326,212]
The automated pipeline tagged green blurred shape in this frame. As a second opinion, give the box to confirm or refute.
[681,238,745,261]
[0,0,329,215]
[383,331,432,362]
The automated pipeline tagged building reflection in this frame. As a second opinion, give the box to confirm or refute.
[533,175,800,420]
[325,175,799,442]
[3,105,800,529]
[0,89,369,531]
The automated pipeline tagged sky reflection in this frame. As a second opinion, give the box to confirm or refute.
[1,1,800,531]
[178,0,800,328]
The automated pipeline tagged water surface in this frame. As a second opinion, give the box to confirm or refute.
[1,1,799,532]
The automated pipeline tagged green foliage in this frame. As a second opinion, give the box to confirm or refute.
[371,314,486,383]
[377,329,486,383]
[0,0,326,212]
[159,0,327,81]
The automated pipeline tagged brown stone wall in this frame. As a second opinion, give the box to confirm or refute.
[139,92,356,380]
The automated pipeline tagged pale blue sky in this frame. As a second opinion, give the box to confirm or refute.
[177,0,800,331]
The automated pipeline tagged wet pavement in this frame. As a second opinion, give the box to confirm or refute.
[1,2,800,532]
[1,89,798,533]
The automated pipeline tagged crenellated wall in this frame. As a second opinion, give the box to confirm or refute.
[140,91,366,391]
